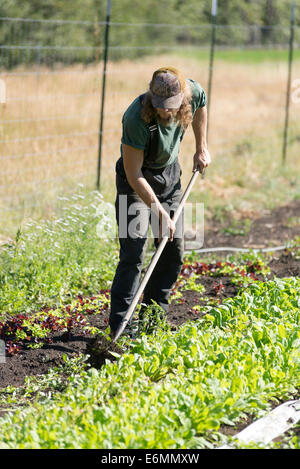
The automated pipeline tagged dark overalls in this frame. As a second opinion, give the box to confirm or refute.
[109,156,184,335]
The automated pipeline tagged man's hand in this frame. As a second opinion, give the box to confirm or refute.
[193,147,211,173]
[158,209,176,243]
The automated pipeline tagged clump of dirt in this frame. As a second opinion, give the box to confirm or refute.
[86,335,124,369]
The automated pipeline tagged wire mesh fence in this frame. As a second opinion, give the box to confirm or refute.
[0,12,300,236]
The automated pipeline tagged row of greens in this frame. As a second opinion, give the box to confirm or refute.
[0,291,110,356]
[0,276,299,449]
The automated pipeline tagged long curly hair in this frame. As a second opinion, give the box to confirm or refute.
[140,67,193,129]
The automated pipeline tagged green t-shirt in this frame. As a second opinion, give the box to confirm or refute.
[120,78,207,169]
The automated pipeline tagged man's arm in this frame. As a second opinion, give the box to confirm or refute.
[191,105,211,173]
[122,143,176,241]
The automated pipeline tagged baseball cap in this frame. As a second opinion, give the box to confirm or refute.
[150,68,184,109]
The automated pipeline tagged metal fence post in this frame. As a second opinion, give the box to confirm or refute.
[207,0,217,142]
[97,0,111,190]
[36,43,41,85]
[282,1,295,165]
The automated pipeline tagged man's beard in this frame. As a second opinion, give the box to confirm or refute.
[157,110,178,126]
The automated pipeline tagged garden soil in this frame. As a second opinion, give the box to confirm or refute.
[0,199,299,391]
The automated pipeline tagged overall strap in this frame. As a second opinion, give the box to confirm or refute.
[139,93,159,165]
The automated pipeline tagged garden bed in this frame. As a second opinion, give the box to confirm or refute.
[0,205,299,390]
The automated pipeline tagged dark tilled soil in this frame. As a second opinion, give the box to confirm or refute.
[201,198,300,250]
[0,199,299,391]
[0,312,109,390]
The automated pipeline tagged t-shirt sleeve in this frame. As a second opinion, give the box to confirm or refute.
[188,79,207,114]
[121,111,149,150]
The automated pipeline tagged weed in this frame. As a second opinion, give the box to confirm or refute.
[221,218,252,236]
[138,302,169,336]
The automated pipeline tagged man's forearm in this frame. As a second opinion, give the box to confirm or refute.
[122,144,168,218]
[192,106,208,151]
[191,106,211,172]
[127,173,167,218]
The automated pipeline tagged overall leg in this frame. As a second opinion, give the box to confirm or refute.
[109,191,150,334]
[141,187,184,316]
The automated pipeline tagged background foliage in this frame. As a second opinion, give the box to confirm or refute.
[1,0,297,25]
[1,0,299,67]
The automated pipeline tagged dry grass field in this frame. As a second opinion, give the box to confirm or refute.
[0,52,300,236]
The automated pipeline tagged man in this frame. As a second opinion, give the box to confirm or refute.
[109,66,211,338]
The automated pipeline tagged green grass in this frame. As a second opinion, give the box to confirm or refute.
[188,132,300,219]
[0,277,299,449]
[0,186,118,319]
